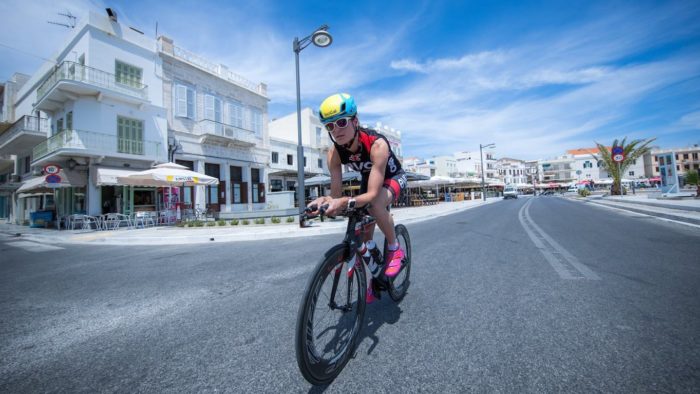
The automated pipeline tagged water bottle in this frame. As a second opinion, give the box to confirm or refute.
[366,240,383,278]
[357,242,373,267]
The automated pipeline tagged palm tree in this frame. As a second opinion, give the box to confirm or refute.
[591,137,656,195]
[685,169,700,197]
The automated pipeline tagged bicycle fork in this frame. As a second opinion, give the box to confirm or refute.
[328,254,361,313]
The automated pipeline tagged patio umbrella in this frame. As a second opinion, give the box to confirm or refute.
[117,162,219,187]
[117,162,219,211]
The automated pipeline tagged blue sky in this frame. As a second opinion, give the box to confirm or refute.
[1,0,699,160]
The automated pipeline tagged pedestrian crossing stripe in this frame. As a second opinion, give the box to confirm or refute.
[4,241,65,252]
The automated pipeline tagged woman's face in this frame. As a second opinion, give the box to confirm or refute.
[329,117,357,146]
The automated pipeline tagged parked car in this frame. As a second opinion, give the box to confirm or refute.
[503,185,518,199]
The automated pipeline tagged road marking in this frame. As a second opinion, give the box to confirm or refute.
[4,241,65,252]
[518,198,600,280]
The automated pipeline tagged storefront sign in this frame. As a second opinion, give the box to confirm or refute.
[43,164,61,175]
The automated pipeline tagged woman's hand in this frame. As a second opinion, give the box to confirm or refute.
[306,196,332,214]
[325,197,348,217]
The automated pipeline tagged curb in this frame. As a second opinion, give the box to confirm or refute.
[3,199,499,246]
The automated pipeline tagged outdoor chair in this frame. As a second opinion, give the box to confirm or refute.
[133,211,156,228]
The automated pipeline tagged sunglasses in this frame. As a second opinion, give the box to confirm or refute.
[323,117,353,132]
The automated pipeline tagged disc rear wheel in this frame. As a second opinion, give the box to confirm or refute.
[385,224,411,302]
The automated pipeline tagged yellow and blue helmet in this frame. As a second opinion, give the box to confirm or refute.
[319,93,357,123]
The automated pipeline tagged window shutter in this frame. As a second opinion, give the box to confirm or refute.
[187,88,195,118]
[176,85,187,117]
[205,95,214,120]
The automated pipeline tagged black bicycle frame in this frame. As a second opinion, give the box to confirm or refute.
[327,208,382,311]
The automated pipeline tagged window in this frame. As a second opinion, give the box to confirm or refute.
[683,154,689,159]
[271,152,279,164]
[693,153,698,160]
[316,127,322,146]
[270,179,283,192]
[117,116,144,155]
[115,61,142,87]
[287,154,293,165]
[228,102,243,128]
[204,94,222,122]
[174,84,195,119]
[318,158,323,169]
[684,164,690,170]
[655,167,659,172]
[66,111,73,130]
[23,156,31,174]
[57,118,63,133]
[251,168,265,203]
[230,166,246,204]
[205,163,220,206]
[629,171,634,176]
[250,108,262,135]
[304,156,307,167]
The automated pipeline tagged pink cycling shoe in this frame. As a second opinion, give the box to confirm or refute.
[383,247,405,277]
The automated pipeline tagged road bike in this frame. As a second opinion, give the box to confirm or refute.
[295,204,411,385]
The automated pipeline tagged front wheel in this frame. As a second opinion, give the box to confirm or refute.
[384,224,411,302]
[295,244,367,385]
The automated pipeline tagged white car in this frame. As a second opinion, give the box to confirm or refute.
[503,186,518,199]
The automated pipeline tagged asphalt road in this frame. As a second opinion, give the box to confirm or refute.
[1,196,699,393]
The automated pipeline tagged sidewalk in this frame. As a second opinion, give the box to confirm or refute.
[567,193,700,226]
[0,198,499,246]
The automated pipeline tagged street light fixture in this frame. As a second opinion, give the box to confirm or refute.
[293,25,332,216]
[480,143,495,201]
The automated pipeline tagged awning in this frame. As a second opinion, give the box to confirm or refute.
[94,167,140,186]
[16,170,86,193]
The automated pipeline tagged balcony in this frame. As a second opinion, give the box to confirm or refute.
[32,129,164,166]
[35,62,148,111]
[193,119,258,147]
[0,115,50,155]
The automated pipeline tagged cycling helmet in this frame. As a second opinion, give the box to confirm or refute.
[319,93,357,123]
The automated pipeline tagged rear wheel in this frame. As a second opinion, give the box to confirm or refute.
[384,224,411,302]
[295,244,367,385]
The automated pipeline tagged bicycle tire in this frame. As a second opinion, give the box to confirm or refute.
[385,224,411,302]
[295,244,367,385]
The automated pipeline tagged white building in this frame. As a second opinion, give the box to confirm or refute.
[268,108,329,199]
[566,148,646,182]
[454,150,497,179]
[0,11,168,223]
[427,155,458,177]
[158,35,270,216]
[403,157,435,177]
[496,158,529,185]
[364,122,403,162]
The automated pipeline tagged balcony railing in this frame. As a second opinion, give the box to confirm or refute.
[171,46,267,96]
[36,61,148,103]
[0,115,50,147]
[33,129,162,162]
[194,119,259,146]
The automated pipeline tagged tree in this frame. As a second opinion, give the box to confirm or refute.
[685,169,700,197]
[592,137,656,195]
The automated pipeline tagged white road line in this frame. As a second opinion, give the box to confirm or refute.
[5,241,65,252]
[519,199,600,280]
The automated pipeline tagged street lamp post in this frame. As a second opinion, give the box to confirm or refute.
[293,25,332,216]
[480,143,495,201]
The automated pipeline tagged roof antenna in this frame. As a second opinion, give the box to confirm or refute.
[47,10,76,29]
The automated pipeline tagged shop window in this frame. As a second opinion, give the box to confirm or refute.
[205,163,220,208]
[251,168,265,203]
[231,165,246,204]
